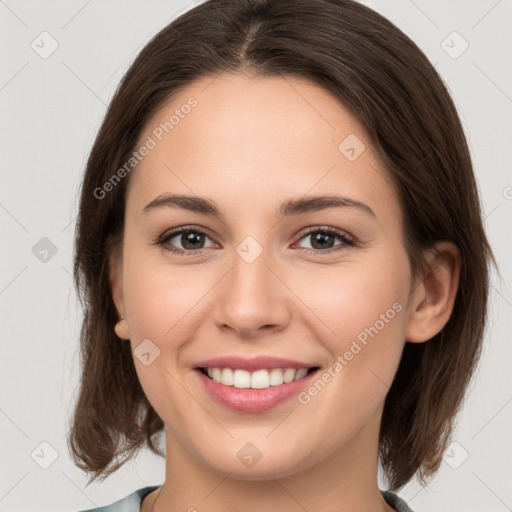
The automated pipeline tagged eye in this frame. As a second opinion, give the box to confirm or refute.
[294,227,354,254]
[155,226,355,256]
[156,227,216,254]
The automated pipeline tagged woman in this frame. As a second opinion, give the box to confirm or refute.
[68,0,495,511]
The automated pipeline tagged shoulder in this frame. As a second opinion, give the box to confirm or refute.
[381,490,415,512]
[76,485,161,512]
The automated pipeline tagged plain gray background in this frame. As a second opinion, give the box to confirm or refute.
[1,1,511,511]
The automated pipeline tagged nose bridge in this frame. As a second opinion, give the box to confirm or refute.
[213,237,289,336]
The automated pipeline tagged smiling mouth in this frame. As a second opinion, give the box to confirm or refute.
[197,366,320,390]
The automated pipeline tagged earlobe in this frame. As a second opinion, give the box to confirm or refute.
[114,317,131,340]
[108,246,130,339]
[405,241,461,344]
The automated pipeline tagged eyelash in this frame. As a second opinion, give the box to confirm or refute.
[154,225,355,256]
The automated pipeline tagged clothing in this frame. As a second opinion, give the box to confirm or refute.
[77,485,414,512]
[381,490,415,512]
[77,486,160,512]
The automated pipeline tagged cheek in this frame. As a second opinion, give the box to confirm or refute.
[120,244,209,418]
[295,248,411,390]
[290,256,410,447]
[296,249,409,341]
[122,241,207,343]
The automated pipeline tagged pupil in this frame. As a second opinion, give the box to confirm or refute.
[312,232,333,250]
[183,232,203,250]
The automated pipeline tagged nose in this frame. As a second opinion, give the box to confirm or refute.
[212,247,292,339]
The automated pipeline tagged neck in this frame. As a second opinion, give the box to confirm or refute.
[150,407,394,512]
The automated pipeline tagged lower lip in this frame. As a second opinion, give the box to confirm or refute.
[195,369,319,412]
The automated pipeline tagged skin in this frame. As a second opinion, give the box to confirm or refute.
[109,72,460,512]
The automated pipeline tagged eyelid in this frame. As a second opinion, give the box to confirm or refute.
[292,226,355,253]
[155,225,356,255]
[156,225,218,252]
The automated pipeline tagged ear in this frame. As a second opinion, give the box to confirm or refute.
[109,243,130,340]
[405,241,461,343]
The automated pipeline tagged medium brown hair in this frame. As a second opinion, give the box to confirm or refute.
[68,0,495,490]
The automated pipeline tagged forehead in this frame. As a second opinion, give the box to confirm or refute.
[127,72,399,223]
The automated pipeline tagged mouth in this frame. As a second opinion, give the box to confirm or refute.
[194,361,321,412]
[196,366,320,389]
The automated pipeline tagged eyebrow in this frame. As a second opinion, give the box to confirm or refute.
[142,193,376,219]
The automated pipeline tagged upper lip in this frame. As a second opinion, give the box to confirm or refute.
[195,356,318,371]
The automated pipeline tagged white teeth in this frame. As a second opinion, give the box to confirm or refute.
[203,367,312,389]
[250,370,269,389]
[233,369,251,388]
[221,368,234,386]
[294,368,308,381]
[212,368,222,383]
[283,368,296,383]
[269,368,284,386]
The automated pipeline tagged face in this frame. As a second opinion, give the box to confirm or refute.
[110,72,416,479]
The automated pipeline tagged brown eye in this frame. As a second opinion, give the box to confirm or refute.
[157,227,216,254]
[295,228,354,254]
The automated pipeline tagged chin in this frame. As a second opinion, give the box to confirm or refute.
[197,441,316,481]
